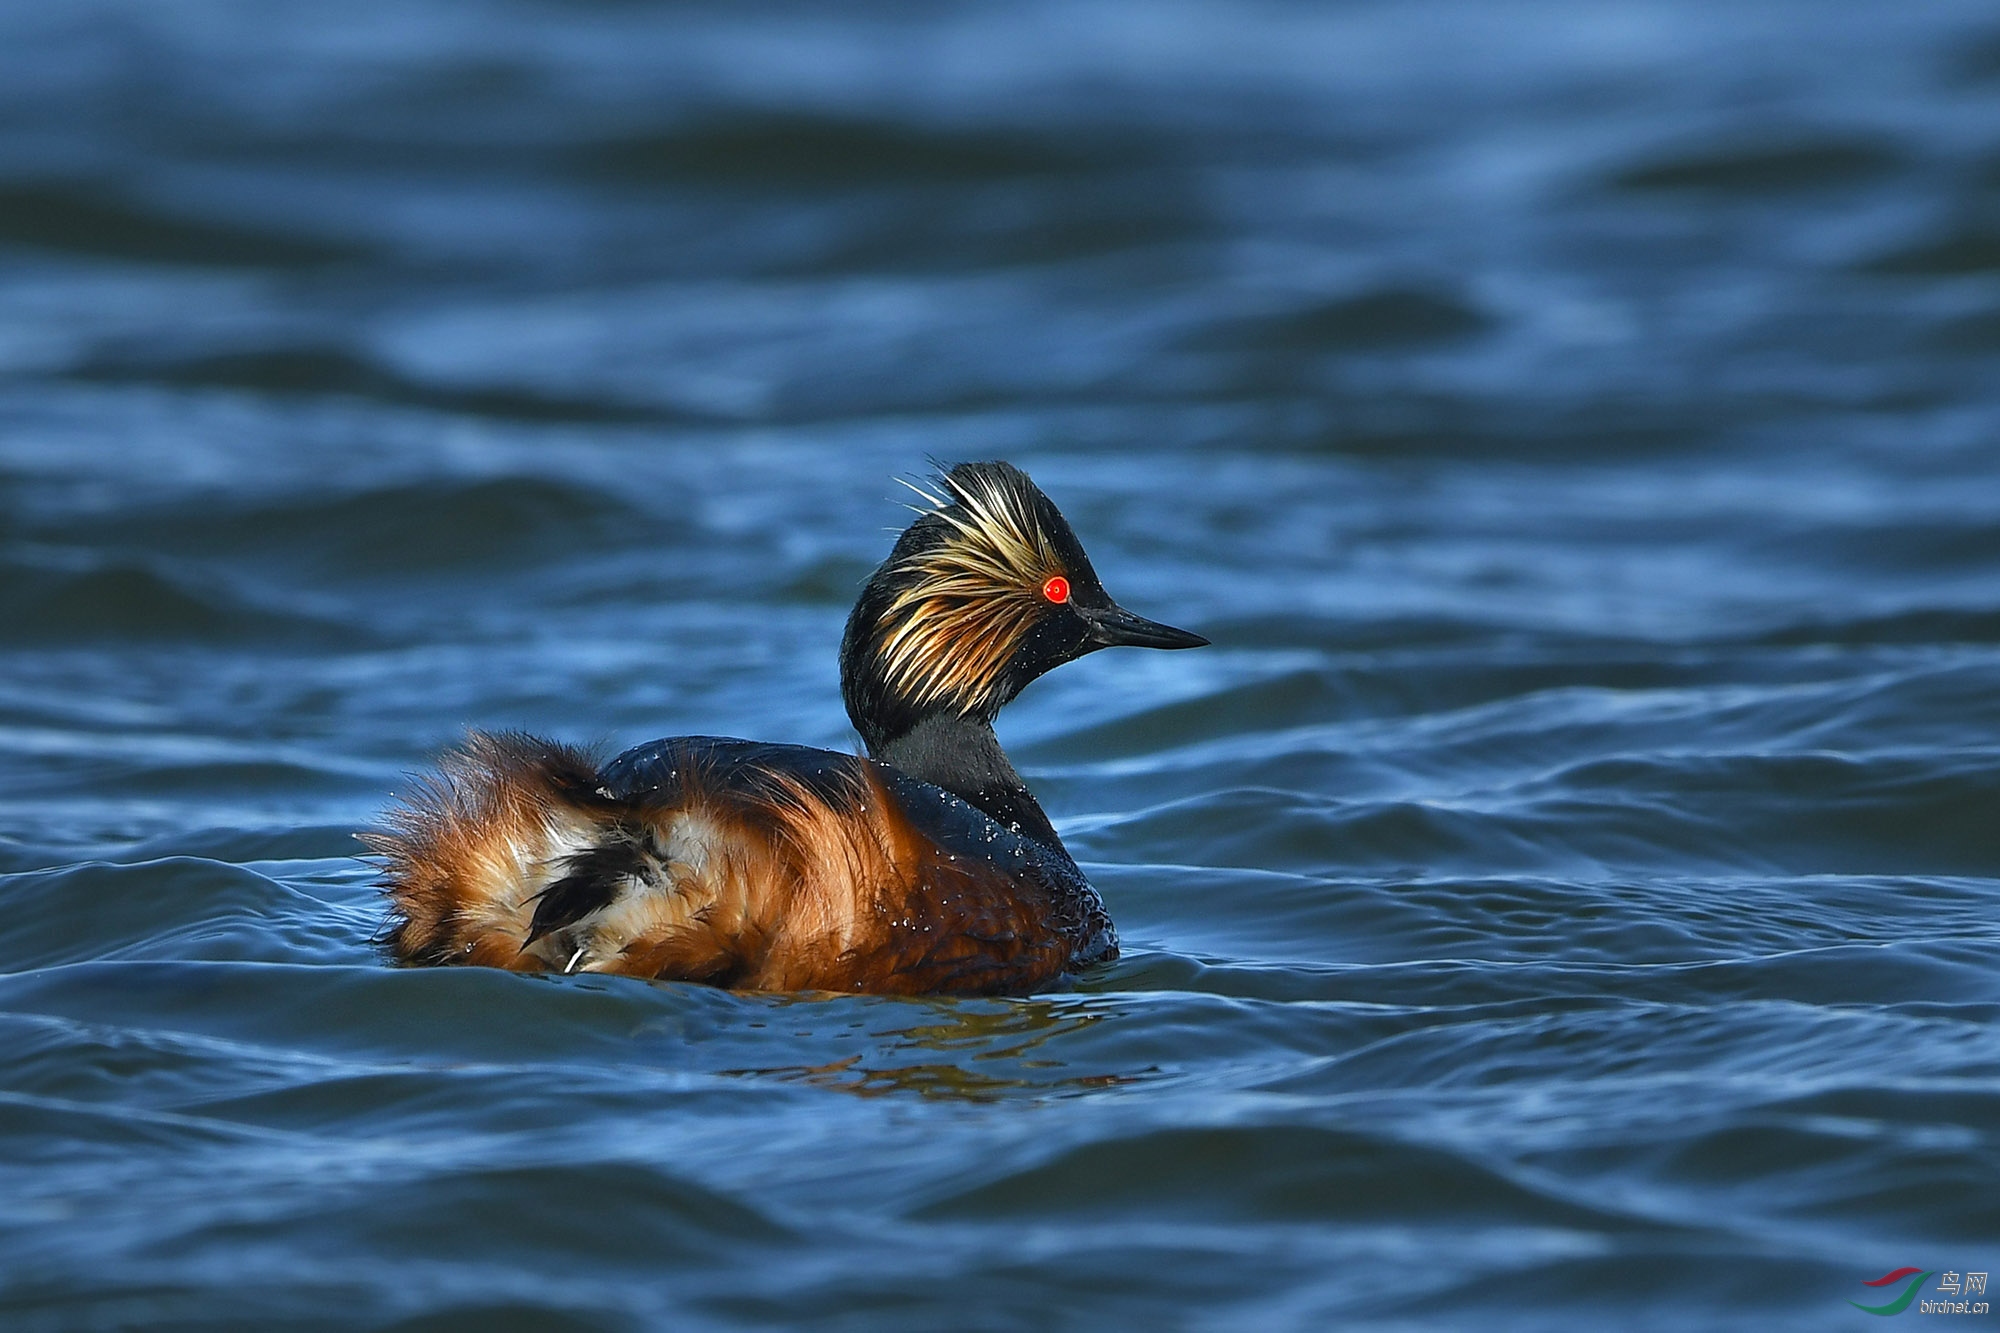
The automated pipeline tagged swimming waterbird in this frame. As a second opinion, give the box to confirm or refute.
[367,461,1208,994]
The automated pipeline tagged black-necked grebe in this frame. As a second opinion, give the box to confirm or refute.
[365,461,1207,994]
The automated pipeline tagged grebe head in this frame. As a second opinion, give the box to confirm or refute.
[840,460,1207,754]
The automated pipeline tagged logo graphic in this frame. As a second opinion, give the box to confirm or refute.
[1850,1268,1989,1317]
[1851,1268,1930,1316]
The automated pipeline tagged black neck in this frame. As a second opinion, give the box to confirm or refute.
[868,712,1066,853]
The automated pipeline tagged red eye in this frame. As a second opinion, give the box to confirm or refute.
[1043,575,1070,604]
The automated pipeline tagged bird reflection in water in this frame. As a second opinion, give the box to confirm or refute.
[717,994,1151,1100]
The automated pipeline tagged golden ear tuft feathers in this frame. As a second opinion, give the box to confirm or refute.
[875,466,1069,714]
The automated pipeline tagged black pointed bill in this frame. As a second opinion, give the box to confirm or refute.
[1082,604,1210,650]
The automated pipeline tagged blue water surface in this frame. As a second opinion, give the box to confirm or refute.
[3,2,2000,1328]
